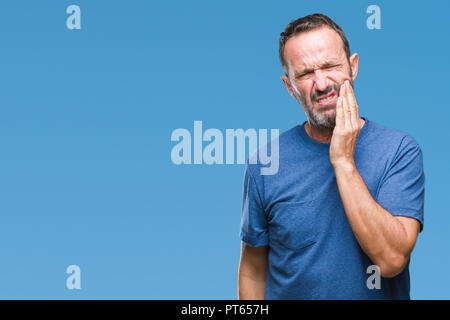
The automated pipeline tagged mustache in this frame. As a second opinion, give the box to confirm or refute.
[310,83,340,101]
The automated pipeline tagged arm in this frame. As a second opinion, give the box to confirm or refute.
[238,242,268,299]
[334,164,420,277]
[330,80,421,278]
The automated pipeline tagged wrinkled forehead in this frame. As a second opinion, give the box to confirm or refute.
[284,26,347,72]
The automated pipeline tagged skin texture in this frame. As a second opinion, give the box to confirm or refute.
[238,242,268,299]
[238,26,421,300]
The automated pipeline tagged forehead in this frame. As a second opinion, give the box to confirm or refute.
[284,26,347,70]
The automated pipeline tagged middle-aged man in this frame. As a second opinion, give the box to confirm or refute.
[238,13,425,299]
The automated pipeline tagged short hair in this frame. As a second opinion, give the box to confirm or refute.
[279,13,351,75]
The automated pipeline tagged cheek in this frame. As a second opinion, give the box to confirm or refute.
[333,68,353,83]
[295,81,314,100]
[327,72,349,89]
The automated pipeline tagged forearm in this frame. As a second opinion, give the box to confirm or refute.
[238,243,268,299]
[334,163,411,276]
[238,274,266,300]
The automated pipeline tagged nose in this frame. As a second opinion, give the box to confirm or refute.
[312,70,329,92]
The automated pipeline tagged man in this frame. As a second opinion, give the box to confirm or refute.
[238,13,425,299]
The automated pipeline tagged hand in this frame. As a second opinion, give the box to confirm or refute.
[329,80,362,169]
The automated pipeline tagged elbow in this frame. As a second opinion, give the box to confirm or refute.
[378,255,409,278]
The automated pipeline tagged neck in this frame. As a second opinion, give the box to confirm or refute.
[304,122,333,143]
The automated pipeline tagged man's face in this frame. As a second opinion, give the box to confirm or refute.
[281,26,358,129]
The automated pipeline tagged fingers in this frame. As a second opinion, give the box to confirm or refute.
[339,81,351,128]
[344,81,359,130]
[336,95,344,128]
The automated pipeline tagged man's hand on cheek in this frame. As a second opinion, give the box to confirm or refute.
[329,80,362,169]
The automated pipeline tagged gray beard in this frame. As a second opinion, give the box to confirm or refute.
[296,93,336,130]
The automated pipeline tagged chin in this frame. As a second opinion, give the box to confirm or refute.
[309,111,336,129]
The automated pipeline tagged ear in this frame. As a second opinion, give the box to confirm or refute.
[349,53,359,81]
[280,75,297,99]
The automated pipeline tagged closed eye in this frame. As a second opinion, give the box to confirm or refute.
[323,64,339,70]
[296,71,313,79]
[296,64,340,79]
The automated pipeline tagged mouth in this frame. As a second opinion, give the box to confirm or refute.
[315,91,337,107]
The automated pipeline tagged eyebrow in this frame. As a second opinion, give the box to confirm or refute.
[295,60,341,78]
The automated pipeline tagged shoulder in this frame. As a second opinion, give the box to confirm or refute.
[364,119,423,163]
[248,124,300,158]
[365,119,422,150]
[246,124,301,176]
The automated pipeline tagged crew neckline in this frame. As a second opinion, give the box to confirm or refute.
[296,117,370,154]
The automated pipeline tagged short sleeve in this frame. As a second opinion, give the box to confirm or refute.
[376,135,425,231]
[239,164,269,247]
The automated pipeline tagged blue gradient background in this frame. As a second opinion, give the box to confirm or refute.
[0,0,448,299]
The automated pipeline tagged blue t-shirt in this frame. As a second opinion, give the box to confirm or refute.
[240,118,425,299]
